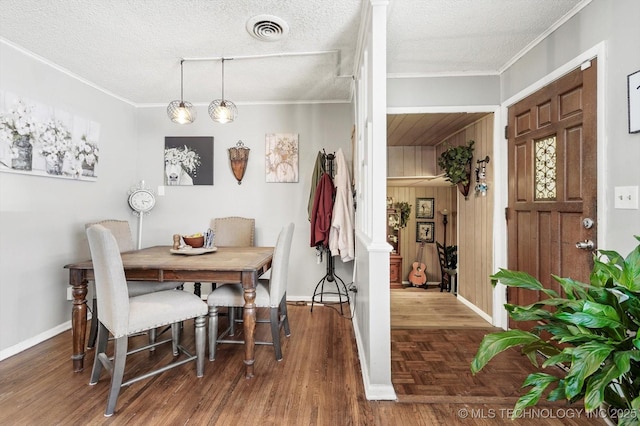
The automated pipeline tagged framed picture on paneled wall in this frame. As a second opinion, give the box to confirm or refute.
[416,197,434,219]
[416,221,435,243]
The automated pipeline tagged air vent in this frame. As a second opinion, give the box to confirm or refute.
[246,15,289,41]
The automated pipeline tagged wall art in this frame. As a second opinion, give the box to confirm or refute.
[164,136,214,186]
[416,197,434,219]
[628,69,640,133]
[265,133,298,183]
[0,91,100,181]
[416,221,435,243]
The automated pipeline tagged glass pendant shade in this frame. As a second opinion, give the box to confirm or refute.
[167,60,196,124]
[167,100,196,124]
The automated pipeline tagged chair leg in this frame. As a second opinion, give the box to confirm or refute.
[280,297,291,337]
[104,336,128,417]
[148,328,157,352]
[208,305,219,361]
[171,323,180,356]
[87,297,99,349]
[270,307,283,361]
[89,322,109,385]
[228,307,236,336]
[195,315,205,377]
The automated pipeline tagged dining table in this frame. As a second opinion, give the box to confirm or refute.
[64,245,274,378]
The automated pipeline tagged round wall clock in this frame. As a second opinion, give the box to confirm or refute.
[128,188,156,213]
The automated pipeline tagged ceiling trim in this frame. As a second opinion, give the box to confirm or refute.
[0,37,137,107]
[387,70,500,79]
[387,105,497,114]
[498,0,593,73]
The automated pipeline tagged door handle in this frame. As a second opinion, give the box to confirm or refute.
[575,240,595,250]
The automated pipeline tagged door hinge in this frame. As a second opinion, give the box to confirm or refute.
[505,207,509,221]
[504,125,509,139]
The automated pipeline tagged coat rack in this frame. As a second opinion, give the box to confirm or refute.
[310,151,350,314]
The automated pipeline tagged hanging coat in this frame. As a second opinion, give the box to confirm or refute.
[310,172,335,248]
[307,151,326,221]
[329,149,355,262]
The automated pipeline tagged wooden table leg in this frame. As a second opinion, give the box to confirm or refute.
[242,271,257,378]
[70,270,88,372]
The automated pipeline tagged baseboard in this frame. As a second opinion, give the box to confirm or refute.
[351,310,397,401]
[0,320,72,362]
[456,294,493,325]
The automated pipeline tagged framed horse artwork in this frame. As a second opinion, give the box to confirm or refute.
[164,136,214,185]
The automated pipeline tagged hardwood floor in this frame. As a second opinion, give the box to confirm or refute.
[0,298,603,425]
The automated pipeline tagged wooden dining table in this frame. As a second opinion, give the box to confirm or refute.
[64,245,274,378]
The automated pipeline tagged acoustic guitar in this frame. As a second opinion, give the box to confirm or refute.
[408,239,427,287]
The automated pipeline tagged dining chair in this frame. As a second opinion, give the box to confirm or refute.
[86,224,207,417]
[207,222,294,361]
[85,220,182,349]
[199,217,256,331]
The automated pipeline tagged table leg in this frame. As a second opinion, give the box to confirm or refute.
[242,271,257,378]
[70,270,88,372]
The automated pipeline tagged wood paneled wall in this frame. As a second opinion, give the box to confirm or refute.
[435,115,494,316]
[388,146,437,177]
[387,114,495,317]
[386,185,457,285]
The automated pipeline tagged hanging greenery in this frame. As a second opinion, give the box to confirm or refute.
[437,140,475,198]
[394,201,411,229]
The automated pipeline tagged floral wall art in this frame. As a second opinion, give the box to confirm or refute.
[265,133,299,183]
[164,136,214,186]
[0,92,100,181]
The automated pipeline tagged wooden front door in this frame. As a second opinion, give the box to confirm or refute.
[506,59,597,330]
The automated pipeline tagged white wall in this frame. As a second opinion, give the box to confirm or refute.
[0,40,138,356]
[0,39,355,358]
[135,103,354,300]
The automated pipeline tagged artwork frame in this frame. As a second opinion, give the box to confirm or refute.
[164,136,214,186]
[265,133,299,183]
[0,91,100,181]
[416,221,435,243]
[416,197,434,219]
[628,69,640,134]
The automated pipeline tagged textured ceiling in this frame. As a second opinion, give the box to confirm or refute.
[0,0,588,106]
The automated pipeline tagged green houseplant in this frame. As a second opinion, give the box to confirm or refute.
[437,140,474,198]
[394,201,411,229]
[471,236,640,424]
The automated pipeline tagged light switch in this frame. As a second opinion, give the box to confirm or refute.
[614,186,639,209]
[157,186,165,196]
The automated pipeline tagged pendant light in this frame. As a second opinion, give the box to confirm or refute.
[167,60,196,124]
[209,58,238,123]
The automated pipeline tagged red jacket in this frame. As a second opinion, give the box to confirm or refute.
[310,173,335,248]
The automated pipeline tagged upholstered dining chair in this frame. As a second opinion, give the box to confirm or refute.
[207,222,294,361]
[86,224,207,417]
[85,220,182,349]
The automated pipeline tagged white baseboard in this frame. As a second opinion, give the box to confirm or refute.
[456,294,493,325]
[0,320,72,362]
[351,310,397,401]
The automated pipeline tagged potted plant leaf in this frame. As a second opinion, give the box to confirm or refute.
[471,236,640,424]
[437,140,474,198]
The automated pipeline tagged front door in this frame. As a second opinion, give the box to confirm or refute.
[506,59,598,331]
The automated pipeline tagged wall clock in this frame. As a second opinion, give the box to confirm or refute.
[128,181,155,249]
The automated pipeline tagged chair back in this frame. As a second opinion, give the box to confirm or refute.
[86,224,131,338]
[436,242,447,275]
[85,220,135,253]
[268,223,295,306]
[211,217,255,247]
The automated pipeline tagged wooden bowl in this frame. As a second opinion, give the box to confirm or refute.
[182,235,204,248]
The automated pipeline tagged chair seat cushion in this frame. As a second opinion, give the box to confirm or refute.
[207,280,275,308]
[122,290,208,337]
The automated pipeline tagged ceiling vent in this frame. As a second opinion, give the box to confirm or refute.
[246,15,289,41]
